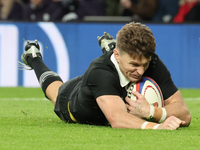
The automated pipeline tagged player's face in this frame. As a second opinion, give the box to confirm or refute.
[114,49,151,83]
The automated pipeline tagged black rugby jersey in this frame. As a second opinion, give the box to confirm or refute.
[68,51,178,125]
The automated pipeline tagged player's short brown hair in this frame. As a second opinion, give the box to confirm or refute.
[116,22,156,60]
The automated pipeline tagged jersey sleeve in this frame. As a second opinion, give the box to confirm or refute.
[144,54,178,100]
[87,68,122,99]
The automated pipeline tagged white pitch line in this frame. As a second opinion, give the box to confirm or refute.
[184,97,200,101]
[0,98,47,101]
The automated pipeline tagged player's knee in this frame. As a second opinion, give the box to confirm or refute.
[45,81,63,105]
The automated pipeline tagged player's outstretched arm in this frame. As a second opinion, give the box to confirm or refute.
[96,95,184,130]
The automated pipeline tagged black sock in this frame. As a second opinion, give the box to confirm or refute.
[27,57,63,96]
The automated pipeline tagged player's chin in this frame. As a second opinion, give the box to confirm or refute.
[129,77,142,83]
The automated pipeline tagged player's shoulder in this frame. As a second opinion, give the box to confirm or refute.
[90,51,114,70]
[144,53,169,77]
[83,51,116,80]
[149,53,166,69]
[150,53,159,63]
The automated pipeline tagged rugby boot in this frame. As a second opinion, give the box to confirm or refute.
[97,32,116,53]
[21,39,42,69]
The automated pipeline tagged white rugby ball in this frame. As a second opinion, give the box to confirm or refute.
[127,76,164,108]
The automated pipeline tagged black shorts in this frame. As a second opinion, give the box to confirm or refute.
[54,76,82,123]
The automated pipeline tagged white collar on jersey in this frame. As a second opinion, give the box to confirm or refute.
[110,54,130,87]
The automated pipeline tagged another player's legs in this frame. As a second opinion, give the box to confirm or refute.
[21,40,63,105]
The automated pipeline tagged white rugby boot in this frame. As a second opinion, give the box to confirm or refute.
[21,39,42,69]
[97,32,116,53]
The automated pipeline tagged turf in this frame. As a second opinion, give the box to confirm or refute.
[0,87,200,150]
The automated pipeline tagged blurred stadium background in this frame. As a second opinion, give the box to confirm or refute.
[0,21,200,88]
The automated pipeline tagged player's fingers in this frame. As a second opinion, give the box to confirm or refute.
[169,122,180,130]
[170,120,186,129]
[166,116,184,129]
[160,122,178,130]
[125,96,132,104]
[125,103,130,110]
[168,120,180,129]
[171,116,185,124]
[181,121,186,125]
[172,117,186,126]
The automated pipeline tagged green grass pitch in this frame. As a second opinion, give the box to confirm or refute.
[0,87,200,150]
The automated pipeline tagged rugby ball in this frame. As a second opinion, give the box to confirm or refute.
[127,76,164,108]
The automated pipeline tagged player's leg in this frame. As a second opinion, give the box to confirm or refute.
[21,40,63,105]
[45,81,63,105]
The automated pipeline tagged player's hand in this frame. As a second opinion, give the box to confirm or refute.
[125,91,150,118]
[97,32,116,53]
[158,116,186,130]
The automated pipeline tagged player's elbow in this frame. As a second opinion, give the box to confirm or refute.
[107,115,123,128]
[178,108,191,127]
[182,112,191,127]
[110,121,121,128]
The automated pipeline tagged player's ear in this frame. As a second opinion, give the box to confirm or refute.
[113,49,119,62]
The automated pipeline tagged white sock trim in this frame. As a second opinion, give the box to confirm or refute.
[39,71,59,87]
